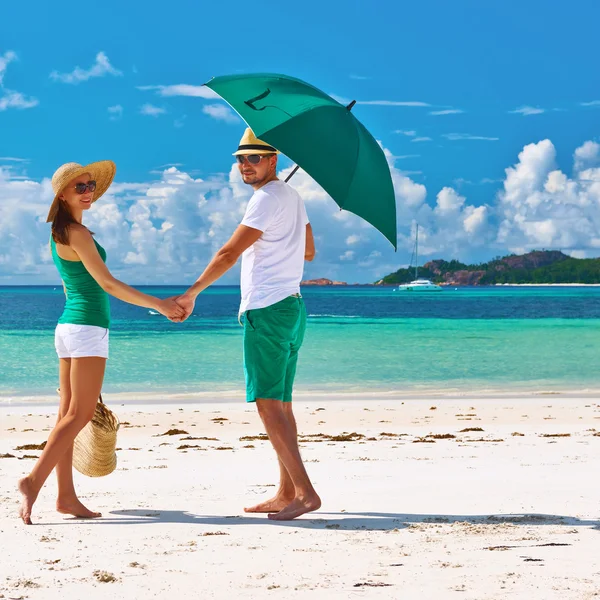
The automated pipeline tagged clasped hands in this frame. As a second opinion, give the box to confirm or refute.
[153,293,196,323]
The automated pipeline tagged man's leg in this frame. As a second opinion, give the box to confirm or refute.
[244,403,296,513]
[256,399,320,520]
[242,297,319,519]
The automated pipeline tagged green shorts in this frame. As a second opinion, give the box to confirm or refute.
[242,295,307,403]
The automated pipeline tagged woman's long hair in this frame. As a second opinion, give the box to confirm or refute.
[51,199,93,246]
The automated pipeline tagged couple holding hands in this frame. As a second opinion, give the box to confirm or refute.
[18,128,320,525]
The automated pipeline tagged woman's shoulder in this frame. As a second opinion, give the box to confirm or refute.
[67,223,92,238]
[66,224,95,249]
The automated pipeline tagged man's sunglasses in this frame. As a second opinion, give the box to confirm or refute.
[74,181,97,194]
[236,154,272,165]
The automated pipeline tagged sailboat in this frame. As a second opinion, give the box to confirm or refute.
[396,224,442,292]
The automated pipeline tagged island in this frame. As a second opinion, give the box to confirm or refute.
[377,250,600,286]
[301,278,347,286]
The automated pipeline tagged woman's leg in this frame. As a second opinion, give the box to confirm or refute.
[18,357,106,524]
[54,358,101,518]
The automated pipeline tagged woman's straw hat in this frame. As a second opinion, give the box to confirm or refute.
[46,160,116,223]
[233,128,279,156]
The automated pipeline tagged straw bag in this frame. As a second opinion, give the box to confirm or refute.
[73,394,120,477]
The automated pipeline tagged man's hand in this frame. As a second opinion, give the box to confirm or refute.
[173,293,196,322]
[155,297,187,322]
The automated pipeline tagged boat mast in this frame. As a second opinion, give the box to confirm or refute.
[415,223,419,280]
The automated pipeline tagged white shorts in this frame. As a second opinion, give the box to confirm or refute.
[55,324,109,359]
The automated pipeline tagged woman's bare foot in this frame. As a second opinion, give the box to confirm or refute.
[56,497,102,519]
[244,494,294,514]
[267,493,321,521]
[18,477,37,525]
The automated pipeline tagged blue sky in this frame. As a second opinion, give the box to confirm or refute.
[1,0,599,284]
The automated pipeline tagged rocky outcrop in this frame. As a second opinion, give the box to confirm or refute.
[301,278,347,286]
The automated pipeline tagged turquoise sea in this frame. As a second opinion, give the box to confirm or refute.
[1,285,600,399]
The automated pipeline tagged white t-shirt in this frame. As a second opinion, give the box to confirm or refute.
[239,180,309,313]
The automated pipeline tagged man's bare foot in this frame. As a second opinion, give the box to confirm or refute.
[244,494,294,514]
[56,497,102,519]
[18,477,37,525]
[267,493,321,521]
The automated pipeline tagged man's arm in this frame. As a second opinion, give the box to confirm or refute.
[305,223,315,261]
[176,224,263,317]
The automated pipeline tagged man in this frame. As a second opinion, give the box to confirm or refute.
[176,128,320,521]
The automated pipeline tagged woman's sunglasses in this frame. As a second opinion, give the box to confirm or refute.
[74,181,97,194]
[236,154,272,165]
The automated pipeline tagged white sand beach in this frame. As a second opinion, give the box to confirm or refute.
[1,395,599,599]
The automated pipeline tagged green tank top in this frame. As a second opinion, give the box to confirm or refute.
[50,236,111,329]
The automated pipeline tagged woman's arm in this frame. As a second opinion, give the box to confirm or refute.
[68,226,184,320]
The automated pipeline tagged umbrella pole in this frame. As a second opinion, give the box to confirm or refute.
[284,165,301,183]
[285,100,356,183]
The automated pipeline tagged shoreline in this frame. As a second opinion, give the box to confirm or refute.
[494,282,600,287]
[2,384,600,409]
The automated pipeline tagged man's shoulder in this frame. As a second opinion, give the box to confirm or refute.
[255,180,299,201]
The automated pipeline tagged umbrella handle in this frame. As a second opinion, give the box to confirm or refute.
[285,100,356,184]
[284,165,301,183]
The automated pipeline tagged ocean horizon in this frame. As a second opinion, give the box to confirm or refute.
[2,285,600,401]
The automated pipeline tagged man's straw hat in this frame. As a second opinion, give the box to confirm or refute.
[46,160,116,223]
[233,128,279,156]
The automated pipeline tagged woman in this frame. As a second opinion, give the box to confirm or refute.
[18,161,184,524]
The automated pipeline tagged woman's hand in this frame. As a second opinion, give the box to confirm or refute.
[155,297,187,322]
[173,293,196,321]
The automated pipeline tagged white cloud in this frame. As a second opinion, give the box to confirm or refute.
[140,103,166,117]
[496,139,600,253]
[138,84,218,99]
[357,249,383,268]
[155,163,184,169]
[580,100,600,107]
[509,106,545,116]
[0,91,38,111]
[454,177,503,187]
[574,141,600,172]
[443,133,499,141]
[411,137,432,143]
[345,234,363,245]
[0,51,38,112]
[0,50,17,85]
[350,74,369,80]
[435,187,465,214]
[395,130,416,136]
[50,52,122,84]
[202,104,239,124]
[108,105,123,120]
[4,138,600,285]
[463,206,488,234]
[0,157,28,162]
[429,109,464,115]
[0,168,54,279]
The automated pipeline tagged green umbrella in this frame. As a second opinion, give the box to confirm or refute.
[204,73,397,249]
